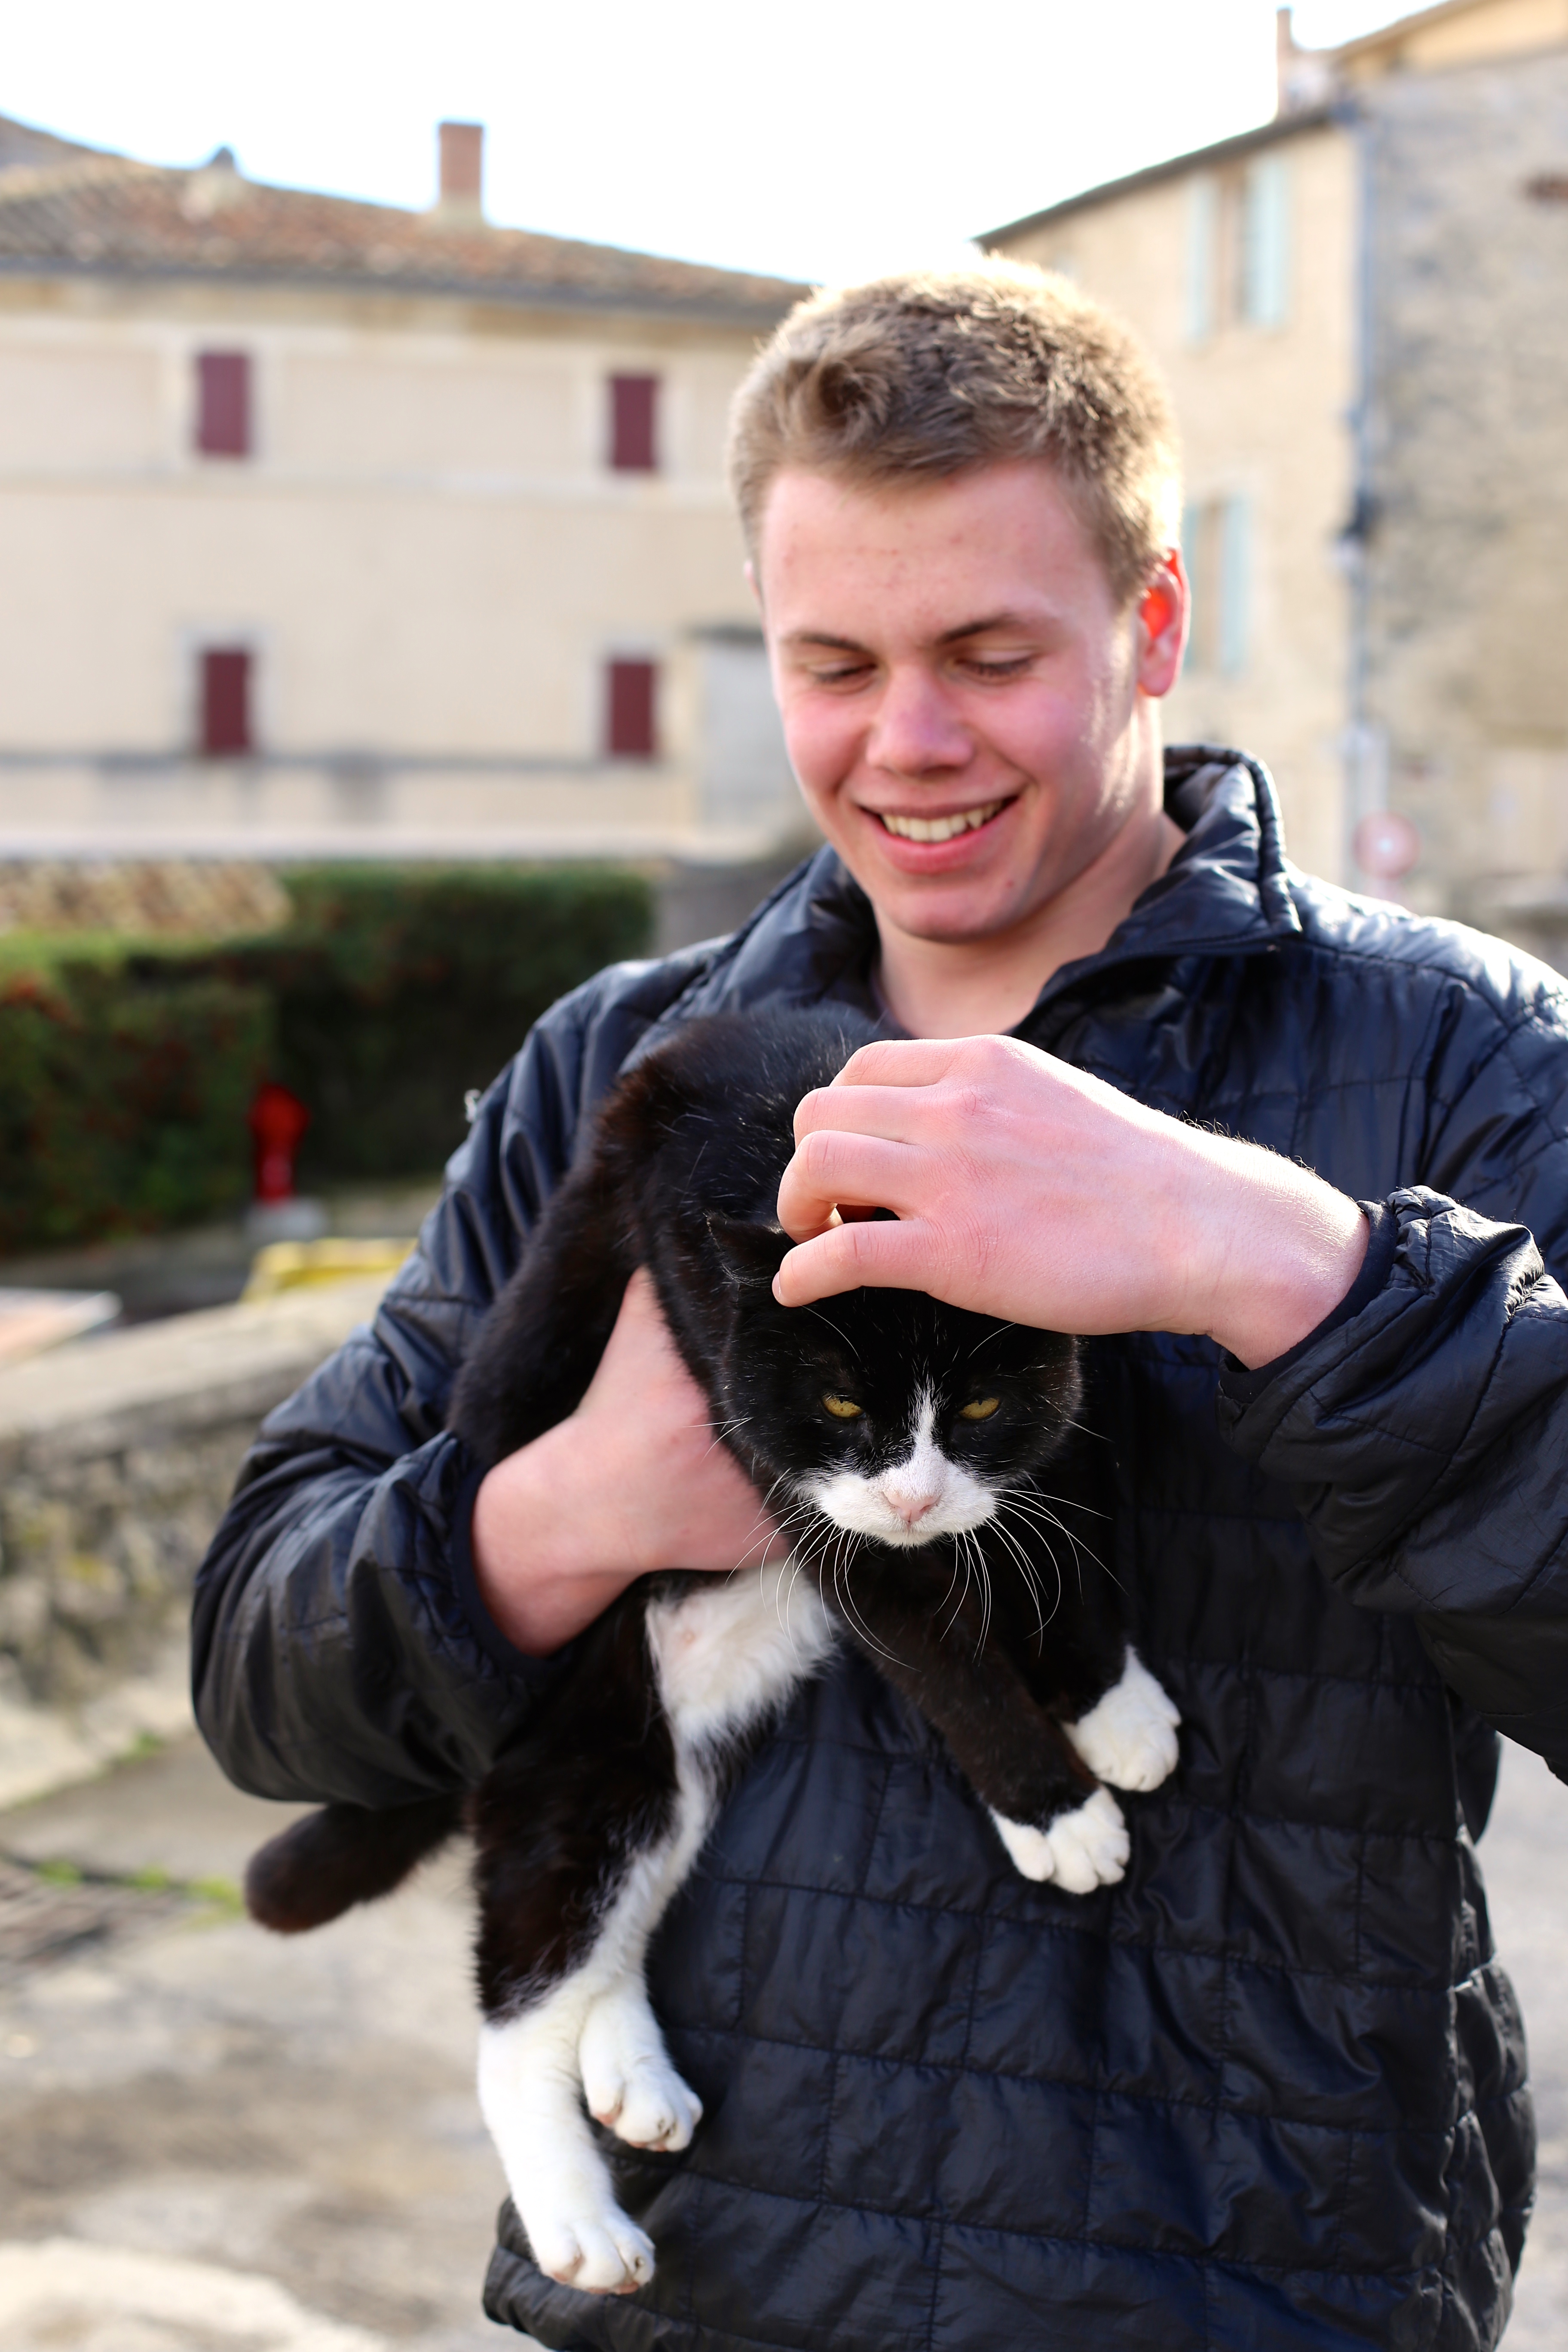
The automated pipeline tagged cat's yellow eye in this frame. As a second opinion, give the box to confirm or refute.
[959,1396,1001,1422]
[821,1392,864,1420]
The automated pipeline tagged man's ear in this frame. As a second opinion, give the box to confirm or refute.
[707,1214,792,1287]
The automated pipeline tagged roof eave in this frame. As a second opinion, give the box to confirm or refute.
[0,253,804,326]
[977,101,1343,246]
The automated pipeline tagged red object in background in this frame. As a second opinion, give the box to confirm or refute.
[248,1083,311,1202]
[1354,809,1420,882]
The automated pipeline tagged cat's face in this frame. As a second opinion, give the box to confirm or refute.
[710,1229,1080,1554]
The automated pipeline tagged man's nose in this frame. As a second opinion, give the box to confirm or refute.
[866,668,970,775]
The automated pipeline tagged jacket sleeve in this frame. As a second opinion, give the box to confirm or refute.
[191,962,673,1805]
[1218,982,1568,1776]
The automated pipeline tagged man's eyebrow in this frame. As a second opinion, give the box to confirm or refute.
[782,612,1038,654]
[934,611,1034,644]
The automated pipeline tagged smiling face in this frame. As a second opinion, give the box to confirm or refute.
[755,460,1186,965]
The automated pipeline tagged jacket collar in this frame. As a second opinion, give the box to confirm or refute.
[668,745,1300,1036]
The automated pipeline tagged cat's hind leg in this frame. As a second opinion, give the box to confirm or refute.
[579,1972,702,2152]
[479,1982,656,2295]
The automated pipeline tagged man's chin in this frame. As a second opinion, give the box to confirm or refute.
[867,873,1033,950]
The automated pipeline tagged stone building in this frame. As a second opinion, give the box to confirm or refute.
[986,0,1568,952]
[0,118,810,871]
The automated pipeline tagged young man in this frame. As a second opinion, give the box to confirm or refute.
[196,266,1568,2350]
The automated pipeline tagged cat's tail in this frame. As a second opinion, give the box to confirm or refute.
[244,1794,463,1933]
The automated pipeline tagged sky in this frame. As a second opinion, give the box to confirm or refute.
[6,0,1416,285]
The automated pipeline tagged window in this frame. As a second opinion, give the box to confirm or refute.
[1185,155,1291,343]
[1237,156,1291,328]
[196,350,251,457]
[609,374,658,472]
[199,647,254,756]
[1181,496,1251,678]
[605,658,657,758]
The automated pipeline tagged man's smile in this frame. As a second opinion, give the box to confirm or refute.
[873,798,1011,844]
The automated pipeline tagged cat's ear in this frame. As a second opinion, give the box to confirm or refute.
[707,1214,792,1288]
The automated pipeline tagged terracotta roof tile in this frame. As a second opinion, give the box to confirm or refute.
[0,150,808,321]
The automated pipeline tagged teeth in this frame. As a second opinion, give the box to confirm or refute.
[881,801,1003,844]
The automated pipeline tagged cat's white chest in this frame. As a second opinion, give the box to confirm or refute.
[646,1562,837,1746]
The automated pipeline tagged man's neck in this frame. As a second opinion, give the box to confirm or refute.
[874,805,1185,1040]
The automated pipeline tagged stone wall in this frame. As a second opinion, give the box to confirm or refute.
[1364,43,1568,945]
[0,1277,389,1806]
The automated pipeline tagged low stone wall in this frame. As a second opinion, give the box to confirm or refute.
[0,1277,390,1807]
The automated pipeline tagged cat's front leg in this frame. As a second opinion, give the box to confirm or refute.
[579,1974,703,2152]
[836,1572,1131,1891]
[987,1788,1130,1892]
[1064,1645,1181,1794]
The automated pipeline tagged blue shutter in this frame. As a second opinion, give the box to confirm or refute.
[1185,178,1217,345]
[1219,495,1252,677]
[1243,156,1291,328]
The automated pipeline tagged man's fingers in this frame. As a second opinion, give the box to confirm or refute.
[829,1037,966,1090]
[793,1078,956,1147]
[772,1214,940,1307]
[776,1131,919,1238]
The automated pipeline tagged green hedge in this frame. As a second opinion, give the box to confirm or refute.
[0,865,652,1253]
[0,947,273,1253]
[219,865,652,1184]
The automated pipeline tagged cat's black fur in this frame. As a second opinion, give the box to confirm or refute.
[245,1005,1173,2289]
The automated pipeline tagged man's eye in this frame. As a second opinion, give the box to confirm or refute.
[963,655,1032,680]
[821,1393,864,1420]
[959,1396,1001,1421]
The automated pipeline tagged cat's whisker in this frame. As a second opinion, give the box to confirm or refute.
[832,1552,905,1669]
[937,1544,974,1646]
[985,1515,1055,1644]
[802,1304,863,1363]
[966,1321,1019,1360]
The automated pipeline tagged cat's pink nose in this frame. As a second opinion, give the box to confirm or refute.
[880,1484,940,1527]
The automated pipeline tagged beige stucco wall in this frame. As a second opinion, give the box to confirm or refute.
[0,276,807,861]
[993,121,1358,885]
[1338,0,1568,81]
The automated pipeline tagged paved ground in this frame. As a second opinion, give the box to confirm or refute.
[0,1731,1564,2349]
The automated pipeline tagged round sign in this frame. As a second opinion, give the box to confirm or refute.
[1354,810,1420,881]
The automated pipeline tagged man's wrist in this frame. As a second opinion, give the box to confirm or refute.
[1193,1148,1369,1371]
[471,1423,642,1656]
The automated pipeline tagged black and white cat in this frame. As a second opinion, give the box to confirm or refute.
[245,1005,1180,2298]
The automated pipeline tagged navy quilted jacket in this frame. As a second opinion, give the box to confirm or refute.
[194,751,1568,2351]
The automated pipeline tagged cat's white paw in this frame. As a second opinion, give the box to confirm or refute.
[524,2182,656,2296]
[989,1787,1129,1892]
[1065,1649,1181,1794]
[580,1989,702,2152]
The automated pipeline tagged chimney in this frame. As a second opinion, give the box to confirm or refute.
[436,121,484,221]
[1276,7,1337,116]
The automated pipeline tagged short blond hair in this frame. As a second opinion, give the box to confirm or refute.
[728,261,1182,606]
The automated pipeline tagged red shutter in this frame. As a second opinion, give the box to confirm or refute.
[609,374,658,472]
[606,659,656,758]
[197,351,251,457]
[201,648,253,756]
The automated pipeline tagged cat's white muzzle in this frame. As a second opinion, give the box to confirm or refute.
[799,1398,997,1549]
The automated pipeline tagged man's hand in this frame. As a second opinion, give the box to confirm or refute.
[471,1268,784,1657]
[774,1035,1368,1370]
